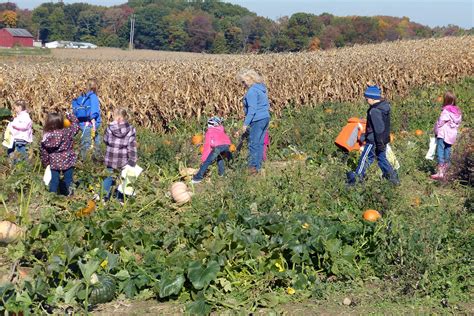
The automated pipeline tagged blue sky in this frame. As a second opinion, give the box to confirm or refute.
[18,0,474,28]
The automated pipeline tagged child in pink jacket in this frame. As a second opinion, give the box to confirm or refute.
[8,100,33,161]
[431,91,462,180]
[192,117,232,184]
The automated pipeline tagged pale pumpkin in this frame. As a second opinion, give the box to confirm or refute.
[0,221,22,244]
[179,168,198,177]
[170,182,193,205]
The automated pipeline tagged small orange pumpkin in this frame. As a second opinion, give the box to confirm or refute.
[437,96,443,103]
[412,197,421,207]
[415,130,424,136]
[229,144,236,152]
[76,200,96,217]
[199,145,204,154]
[64,118,71,128]
[390,133,395,143]
[192,134,203,145]
[363,209,381,222]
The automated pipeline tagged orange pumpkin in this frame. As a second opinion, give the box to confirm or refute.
[437,96,443,103]
[64,118,71,128]
[363,209,381,222]
[229,144,236,152]
[390,133,395,143]
[192,134,203,145]
[415,130,424,136]
[76,200,96,217]
[199,145,204,154]
[412,197,421,207]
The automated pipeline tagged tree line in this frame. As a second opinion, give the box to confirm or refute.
[1,0,472,53]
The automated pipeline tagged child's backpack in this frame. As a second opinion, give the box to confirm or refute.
[72,94,91,122]
[335,117,366,152]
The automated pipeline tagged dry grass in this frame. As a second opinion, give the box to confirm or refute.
[0,36,472,131]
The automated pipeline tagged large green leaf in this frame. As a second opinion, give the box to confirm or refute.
[186,298,211,316]
[78,260,100,283]
[158,273,185,298]
[187,261,220,290]
[101,219,123,234]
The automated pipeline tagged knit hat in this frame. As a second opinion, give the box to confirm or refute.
[207,116,223,127]
[364,85,382,100]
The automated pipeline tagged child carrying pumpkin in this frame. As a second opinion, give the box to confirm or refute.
[7,100,33,162]
[40,112,80,195]
[430,91,462,180]
[346,84,400,186]
[101,108,137,202]
[191,117,232,184]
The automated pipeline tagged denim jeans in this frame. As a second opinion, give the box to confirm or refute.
[50,167,74,196]
[347,143,397,184]
[436,138,452,164]
[7,141,28,162]
[80,125,101,159]
[102,168,124,201]
[193,145,232,181]
[248,117,270,170]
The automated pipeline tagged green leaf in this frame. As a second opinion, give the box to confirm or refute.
[186,298,211,316]
[79,259,100,283]
[158,273,185,298]
[341,245,356,262]
[101,219,123,234]
[115,270,131,281]
[325,238,341,255]
[64,244,83,263]
[64,281,83,304]
[187,261,220,290]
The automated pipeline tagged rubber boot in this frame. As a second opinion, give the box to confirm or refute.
[431,164,445,180]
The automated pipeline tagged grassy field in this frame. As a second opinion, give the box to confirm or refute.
[0,47,51,57]
[0,75,472,314]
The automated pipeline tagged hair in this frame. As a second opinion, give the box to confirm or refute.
[114,108,129,121]
[44,112,64,132]
[443,91,457,106]
[237,69,264,86]
[88,78,98,93]
[15,100,28,111]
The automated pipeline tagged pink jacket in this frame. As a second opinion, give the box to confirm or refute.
[434,105,462,145]
[11,111,33,143]
[202,126,231,162]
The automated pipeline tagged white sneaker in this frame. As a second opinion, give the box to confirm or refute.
[191,179,202,184]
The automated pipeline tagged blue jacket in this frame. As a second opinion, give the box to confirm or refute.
[243,83,270,126]
[78,91,101,128]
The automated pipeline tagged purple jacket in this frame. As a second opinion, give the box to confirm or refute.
[104,121,137,170]
[41,113,80,170]
[434,105,462,145]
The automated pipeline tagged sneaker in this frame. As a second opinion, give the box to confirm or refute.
[93,193,100,201]
[191,179,202,184]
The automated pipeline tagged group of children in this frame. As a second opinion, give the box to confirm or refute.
[3,85,463,200]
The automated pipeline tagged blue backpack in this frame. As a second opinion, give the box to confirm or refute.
[72,94,91,122]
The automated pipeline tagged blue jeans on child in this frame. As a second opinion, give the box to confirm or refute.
[50,167,74,196]
[248,117,270,171]
[80,125,101,159]
[193,145,232,181]
[7,141,28,162]
[102,168,125,201]
[347,143,399,185]
[436,138,452,164]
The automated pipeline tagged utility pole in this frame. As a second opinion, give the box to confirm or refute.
[129,14,136,51]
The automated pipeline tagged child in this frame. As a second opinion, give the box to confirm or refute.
[347,85,400,186]
[192,117,232,184]
[40,112,80,195]
[431,91,462,180]
[102,108,137,202]
[73,78,102,160]
[8,100,33,161]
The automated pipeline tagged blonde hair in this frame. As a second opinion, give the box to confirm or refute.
[237,69,264,86]
[114,108,129,121]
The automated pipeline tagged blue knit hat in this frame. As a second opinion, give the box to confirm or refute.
[364,85,382,100]
[207,116,223,127]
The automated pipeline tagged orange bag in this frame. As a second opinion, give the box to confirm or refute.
[335,117,366,151]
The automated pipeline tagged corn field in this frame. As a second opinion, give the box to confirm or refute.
[0,36,473,131]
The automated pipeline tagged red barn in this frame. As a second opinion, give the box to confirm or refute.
[0,28,34,48]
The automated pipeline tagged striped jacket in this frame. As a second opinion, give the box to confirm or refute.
[104,121,137,170]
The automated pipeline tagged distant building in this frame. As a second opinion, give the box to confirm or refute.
[0,28,34,48]
[45,40,98,49]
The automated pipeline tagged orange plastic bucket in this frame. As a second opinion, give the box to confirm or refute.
[335,117,367,151]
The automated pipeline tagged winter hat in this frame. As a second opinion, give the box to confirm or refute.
[364,85,382,100]
[207,116,223,127]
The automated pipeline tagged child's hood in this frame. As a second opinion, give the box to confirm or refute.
[443,105,462,123]
[207,125,225,134]
[109,121,134,138]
